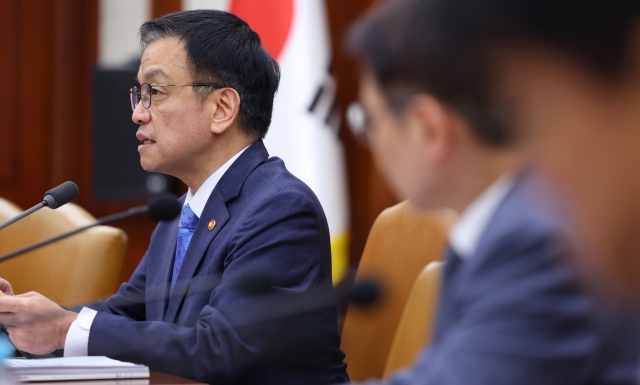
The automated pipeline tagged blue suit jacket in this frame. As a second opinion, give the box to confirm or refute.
[363,174,640,385]
[83,140,349,385]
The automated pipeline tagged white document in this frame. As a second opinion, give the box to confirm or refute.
[2,356,149,382]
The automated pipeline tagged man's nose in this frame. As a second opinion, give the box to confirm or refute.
[132,102,151,124]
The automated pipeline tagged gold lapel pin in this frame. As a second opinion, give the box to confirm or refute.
[208,219,216,231]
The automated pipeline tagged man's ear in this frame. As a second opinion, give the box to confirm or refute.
[208,88,241,135]
[407,94,456,164]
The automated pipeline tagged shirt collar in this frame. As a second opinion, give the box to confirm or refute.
[449,174,516,259]
[184,145,249,218]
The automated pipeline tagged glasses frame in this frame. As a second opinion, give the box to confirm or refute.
[130,83,225,111]
[347,102,372,147]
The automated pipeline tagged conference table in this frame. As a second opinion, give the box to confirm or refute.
[16,371,206,384]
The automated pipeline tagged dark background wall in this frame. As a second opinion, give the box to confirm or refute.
[0,0,397,284]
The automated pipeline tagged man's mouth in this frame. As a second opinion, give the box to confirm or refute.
[142,139,156,144]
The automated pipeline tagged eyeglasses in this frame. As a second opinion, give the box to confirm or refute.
[129,83,224,111]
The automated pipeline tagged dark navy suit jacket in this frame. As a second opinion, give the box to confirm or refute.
[83,140,349,384]
[363,174,640,385]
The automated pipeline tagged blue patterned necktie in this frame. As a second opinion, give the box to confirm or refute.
[171,204,199,293]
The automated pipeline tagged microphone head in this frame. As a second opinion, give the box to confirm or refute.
[43,181,79,209]
[343,279,382,306]
[147,196,182,221]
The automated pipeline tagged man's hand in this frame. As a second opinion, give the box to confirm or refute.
[0,292,78,355]
[0,278,14,296]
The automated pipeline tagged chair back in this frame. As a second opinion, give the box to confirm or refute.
[0,198,127,307]
[383,260,443,378]
[0,198,21,220]
[341,201,455,381]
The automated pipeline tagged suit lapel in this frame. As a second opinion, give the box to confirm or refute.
[162,140,270,323]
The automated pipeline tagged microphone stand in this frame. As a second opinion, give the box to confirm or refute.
[0,203,46,232]
[0,181,79,232]
[0,206,149,264]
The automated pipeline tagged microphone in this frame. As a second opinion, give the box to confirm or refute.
[224,270,383,363]
[0,181,79,231]
[0,196,181,264]
[233,268,383,307]
[339,278,382,306]
[93,195,182,225]
[42,181,80,209]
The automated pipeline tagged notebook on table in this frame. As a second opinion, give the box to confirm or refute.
[1,356,149,383]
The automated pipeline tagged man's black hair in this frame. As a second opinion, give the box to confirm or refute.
[140,10,280,139]
[348,0,640,146]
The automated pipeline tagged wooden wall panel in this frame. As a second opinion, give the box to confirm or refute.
[14,0,56,205]
[326,0,398,267]
[52,0,87,184]
[0,0,98,204]
[0,0,18,184]
[152,0,182,19]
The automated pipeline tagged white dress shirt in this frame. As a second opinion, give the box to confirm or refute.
[64,146,249,357]
[449,174,516,259]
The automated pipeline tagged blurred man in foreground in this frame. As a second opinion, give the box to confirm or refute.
[0,10,348,385]
[393,0,640,301]
[428,0,640,303]
[344,0,640,383]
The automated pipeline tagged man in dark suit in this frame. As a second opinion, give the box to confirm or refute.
[342,0,640,383]
[0,10,348,385]
[394,0,640,302]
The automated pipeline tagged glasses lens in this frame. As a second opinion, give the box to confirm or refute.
[141,83,151,109]
[347,102,368,134]
[130,86,139,111]
[347,102,371,147]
